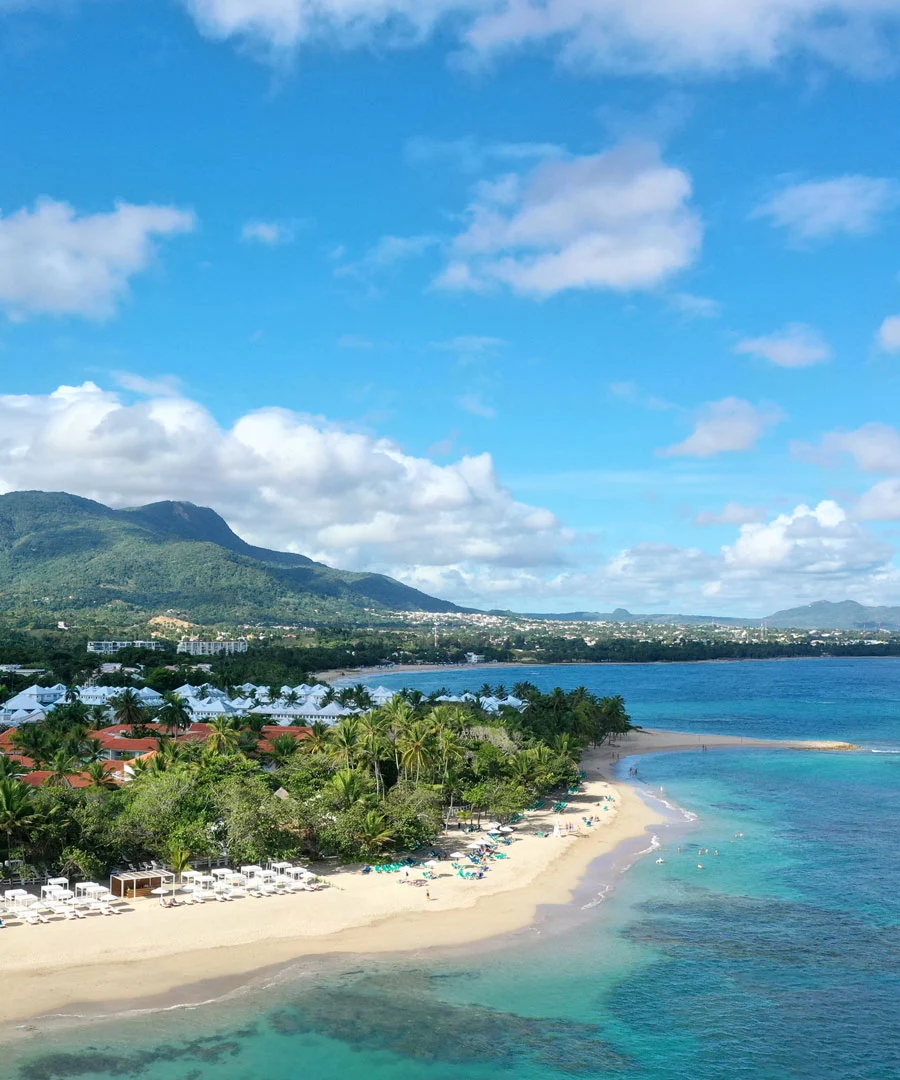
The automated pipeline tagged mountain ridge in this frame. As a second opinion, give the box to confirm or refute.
[0,490,464,623]
[519,599,900,630]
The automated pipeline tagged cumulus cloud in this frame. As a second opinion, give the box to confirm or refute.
[694,502,768,526]
[0,198,195,319]
[403,499,897,611]
[736,323,832,368]
[754,176,900,241]
[661,397,784,459]
[435,141,702,298]
[722,501,891,579]
[181,0,900,77]
[0,383,570,579]
[876,315,900,352]
[855,480,900,521]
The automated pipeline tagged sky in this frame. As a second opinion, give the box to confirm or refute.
[3,2,900,616]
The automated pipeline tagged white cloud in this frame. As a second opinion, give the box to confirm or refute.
[181,1,900,78]
[855,479,900,521]
[406,137,564,173]
[794,422,900,522]
[694,502,768,526]
[241,220,295,245]
[403,499,897,612]
[876,315,900,352]
[432,335,507,354]
[458,392,497,419]
[336,233,439,280]
[337,334,374,349]
[608,380,674,410]
[435,141,702,298]
[722,501,892,579]
[668,292,721,318]
[0,198,195,319]
[754,176,900,241]
[113,372,184,397]
[0,382,569,579]
[661,397,784,459]
[795,422,900,473]
[736,323,832,368]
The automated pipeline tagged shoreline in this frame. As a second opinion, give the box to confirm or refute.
[319,655,900,683]
[0,731,853,1032]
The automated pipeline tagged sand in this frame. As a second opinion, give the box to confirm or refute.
[0,730,852,1026]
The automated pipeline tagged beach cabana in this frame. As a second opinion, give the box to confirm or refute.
[109,869,174,899]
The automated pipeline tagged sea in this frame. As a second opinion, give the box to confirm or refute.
[2,657,898,1080]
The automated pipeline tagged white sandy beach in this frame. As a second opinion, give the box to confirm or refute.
[0,730,852,1026]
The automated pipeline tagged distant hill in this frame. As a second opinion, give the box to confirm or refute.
[522,601,900,630]
[763,600,900,630]
[0,490,463,624]
[519,608,750,627]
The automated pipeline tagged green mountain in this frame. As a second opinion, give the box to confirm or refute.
[763,600,900,630]
[0,490,463,624]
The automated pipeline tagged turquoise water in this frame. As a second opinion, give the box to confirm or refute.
[2,659,898,1080]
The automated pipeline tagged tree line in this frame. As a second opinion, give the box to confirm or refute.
[0,684,632,880]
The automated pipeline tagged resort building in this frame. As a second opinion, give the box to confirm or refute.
[87,641,164,655]
[176,639,249,656]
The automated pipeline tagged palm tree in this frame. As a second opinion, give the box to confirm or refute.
[551,733,580,767]
[11,725,50,769]
[79,736,106,764]
[157,692,193,737]
[352,684,373,710]
[282,689,300,706]
[268,733,300,766]
[327,768,374,810]
[83,761,118,790]
[380,696,415,776]
[302,721,331,756]
[357,711,390,796]
[0,778,38,868]
[167,843,193,878]
[45,750,81,788]
[328,717,362,771]
[398,720,435,784]
[0,756,26,780]
[111,688,146,728]
[204,717,241,756]
[357,810,394,857]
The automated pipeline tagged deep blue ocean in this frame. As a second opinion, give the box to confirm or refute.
[2,658,898,1080]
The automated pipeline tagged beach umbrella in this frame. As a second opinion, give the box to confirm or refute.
[482,822,501,830]
[449,852,465,859]
[422,860,439,867]
[466,841,484,849]
[499,826,514,833]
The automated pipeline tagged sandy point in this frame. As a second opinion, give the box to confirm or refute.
[0,729,850,1028]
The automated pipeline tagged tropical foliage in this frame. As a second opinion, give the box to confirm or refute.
[0,685,631,877]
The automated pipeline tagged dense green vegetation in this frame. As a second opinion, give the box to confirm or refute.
[528,638,900,662]
[0,490,462,625]
[0,685,631,879]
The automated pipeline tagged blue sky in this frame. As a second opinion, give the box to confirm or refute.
[3,1,900,615]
